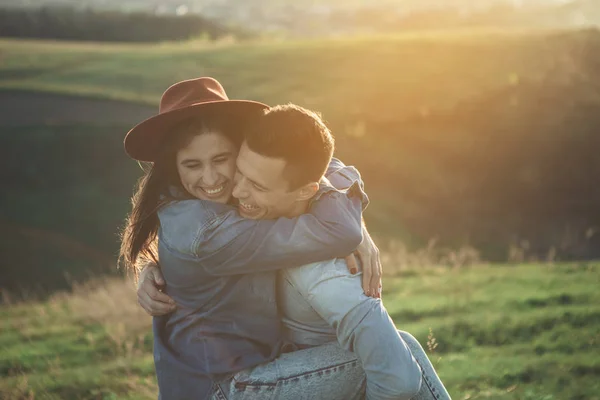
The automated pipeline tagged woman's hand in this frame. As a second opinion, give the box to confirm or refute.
[344,226,382,298]
[137,262,177,316]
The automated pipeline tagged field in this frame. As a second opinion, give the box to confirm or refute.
[2,29,600,260]
[0,29,590,119]
[1,262,599,399]
[1,29,599,399]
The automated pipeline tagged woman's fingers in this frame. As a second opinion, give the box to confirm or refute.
[344,254,359,275]
[371,252,382,299]
[362,254,373,297]
[346,247,379,298]
[371,248,381,297]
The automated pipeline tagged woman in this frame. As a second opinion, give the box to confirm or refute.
[121,77,450,399]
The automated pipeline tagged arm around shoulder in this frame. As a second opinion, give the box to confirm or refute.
[184,189,364,275]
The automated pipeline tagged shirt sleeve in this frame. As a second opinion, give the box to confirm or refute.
[324,157,369,210]
[284,261,423,400]
[325,157,353,183]
[191,188,363,275]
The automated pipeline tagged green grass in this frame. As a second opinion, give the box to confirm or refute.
[1,33,599,398]
[1,262,599,399]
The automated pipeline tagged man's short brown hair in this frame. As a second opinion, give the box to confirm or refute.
[244,103,334,190]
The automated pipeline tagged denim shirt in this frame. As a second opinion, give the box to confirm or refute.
[153,158,368,400]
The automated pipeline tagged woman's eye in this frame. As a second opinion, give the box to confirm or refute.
[252,183,265,192]
[214,157,228,164]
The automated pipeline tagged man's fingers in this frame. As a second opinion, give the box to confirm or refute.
[137,293,155,316]
[138,292,175,316]
[137,280,176,317]
[140,276,174,303]
[150,267,166,286]
[148,286,175,304]
[344,254,358,275]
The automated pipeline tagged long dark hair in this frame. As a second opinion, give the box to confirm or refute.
[119,114,242,279]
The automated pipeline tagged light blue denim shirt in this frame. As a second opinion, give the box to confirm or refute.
[278,261,423,400]
[153,158,368,400]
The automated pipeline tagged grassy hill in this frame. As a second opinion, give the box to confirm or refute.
[1,29,600,296]
[1,262,599,399]
[2,29,594,117]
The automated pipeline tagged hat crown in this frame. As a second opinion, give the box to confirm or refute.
[125,76,268,162]
[159,77,229,114]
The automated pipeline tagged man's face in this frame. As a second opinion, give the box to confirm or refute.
[176,132,238,204]
[231,141,300,219]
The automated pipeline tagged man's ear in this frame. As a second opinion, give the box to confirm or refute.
[295,181,319,202]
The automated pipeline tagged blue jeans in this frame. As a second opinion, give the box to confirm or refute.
[212,331,451,400]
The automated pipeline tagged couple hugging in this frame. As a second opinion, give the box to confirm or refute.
[120,77,451,400]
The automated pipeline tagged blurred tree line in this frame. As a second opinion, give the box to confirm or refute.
[0,7,250,42]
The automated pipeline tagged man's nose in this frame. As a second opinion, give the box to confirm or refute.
[232,175,248,199]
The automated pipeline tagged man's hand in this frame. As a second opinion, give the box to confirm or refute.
[344,225,382,298]
[137,262,176,316]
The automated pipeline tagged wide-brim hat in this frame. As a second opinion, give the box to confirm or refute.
[124,77,269,162]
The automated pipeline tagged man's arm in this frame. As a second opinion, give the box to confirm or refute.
[189,188,364,275]
[139,158,370,313]
[160,157,369,275]
[284,262,422,400]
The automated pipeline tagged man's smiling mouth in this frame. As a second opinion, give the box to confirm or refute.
[239,201,259,211]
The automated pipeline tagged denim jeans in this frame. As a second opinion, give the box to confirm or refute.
[212,331,451,400]
[400,331,451,400]
[212,341,365,400]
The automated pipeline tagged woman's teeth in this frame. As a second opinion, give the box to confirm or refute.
[202,184,225,195]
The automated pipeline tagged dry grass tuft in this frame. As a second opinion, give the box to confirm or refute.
[49,277,151,356]
[379,238,482,275]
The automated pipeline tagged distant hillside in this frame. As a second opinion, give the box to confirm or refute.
[0,7,250,42]
[2,0,599,37]
[1,29,600,294]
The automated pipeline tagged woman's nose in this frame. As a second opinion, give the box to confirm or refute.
[203,166,218,186]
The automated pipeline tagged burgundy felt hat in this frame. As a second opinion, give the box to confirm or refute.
[124,77,268,161]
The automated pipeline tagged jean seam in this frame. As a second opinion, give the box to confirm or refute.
[214,382,227,400]
[414,357,441,400]
[234,359,359,389]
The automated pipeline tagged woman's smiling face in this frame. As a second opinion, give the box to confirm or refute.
[176,131,238,204]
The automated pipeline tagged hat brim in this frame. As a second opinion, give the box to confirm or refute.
[124,100,269,162]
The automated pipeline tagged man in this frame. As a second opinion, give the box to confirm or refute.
[141,104,451,399]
